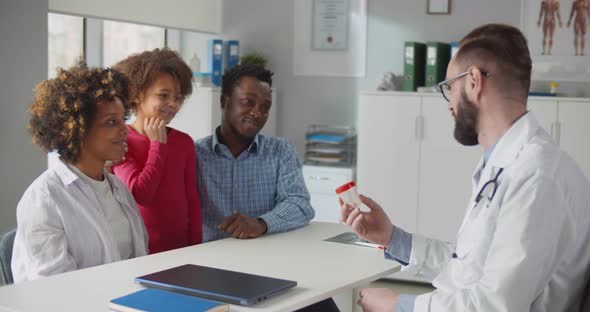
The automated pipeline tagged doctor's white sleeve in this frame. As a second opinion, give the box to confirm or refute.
[414,171,569,311]
[385,225,454,281]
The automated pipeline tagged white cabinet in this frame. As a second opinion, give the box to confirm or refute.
[169,86,277,141]
[358,92,590,243]
[417,97,480,241]
[357,94,421,233]
[303,165,354,223]
[358,92,479,242]
[528,97,590,179]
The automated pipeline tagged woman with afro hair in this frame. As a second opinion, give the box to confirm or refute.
[112,48,202,253]
[11,64,148,283]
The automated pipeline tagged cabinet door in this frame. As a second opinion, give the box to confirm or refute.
[527,99,558,141]
[170,88,215,141]
[557,101,590,180]
[302,166,354,223]
[418,96,481,242]
[357,94,420,232]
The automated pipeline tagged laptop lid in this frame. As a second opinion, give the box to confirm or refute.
[135,264,297,306]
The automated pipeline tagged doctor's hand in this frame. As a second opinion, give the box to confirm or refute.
[218,212,267,239]
[358,288,399,312]
[340,195,394,247]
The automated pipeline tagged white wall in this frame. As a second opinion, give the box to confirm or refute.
[0,0,48,234]
[49,0,222,33]
[222,0,360,155]
[220,0,590,156]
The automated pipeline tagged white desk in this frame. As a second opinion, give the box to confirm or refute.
[0,222,399,312]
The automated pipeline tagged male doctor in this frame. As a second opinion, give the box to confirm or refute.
[342,24,590,311]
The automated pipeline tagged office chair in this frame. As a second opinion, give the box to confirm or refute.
[0,228,16,286]
[580,279,590,312]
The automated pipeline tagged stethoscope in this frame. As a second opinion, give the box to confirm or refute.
[452,167,504,259]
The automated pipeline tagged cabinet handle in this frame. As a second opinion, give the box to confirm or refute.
[550,123,555,140]
[308,175,329,181]
[415,116,424,140]
[556,122,561,145]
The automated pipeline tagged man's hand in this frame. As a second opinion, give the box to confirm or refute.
[358,288,399,312]
[340,194,394,247]
[218,212,267,239]
[144,117,167,143]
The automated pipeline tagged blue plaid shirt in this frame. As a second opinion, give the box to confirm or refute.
[196,129,315,242]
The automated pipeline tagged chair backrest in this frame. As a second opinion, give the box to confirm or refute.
[580,279,590,312]
[0,228,16,286]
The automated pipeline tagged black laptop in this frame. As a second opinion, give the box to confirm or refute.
[135,264,297,306]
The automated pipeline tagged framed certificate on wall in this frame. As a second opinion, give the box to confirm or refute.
[427,0,451,14]
[312,0,350,50]
[294,0,367,77]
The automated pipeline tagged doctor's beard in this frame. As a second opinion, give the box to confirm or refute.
[453,88,479,146]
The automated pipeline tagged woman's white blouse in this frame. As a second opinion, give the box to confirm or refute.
[11,153,148,283]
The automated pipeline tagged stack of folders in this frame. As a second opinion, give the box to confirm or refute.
[304,125,356,167]
[110,288,229,312]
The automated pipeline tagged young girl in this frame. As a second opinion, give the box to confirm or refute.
[112,48,202,253]
[12,64,148,282]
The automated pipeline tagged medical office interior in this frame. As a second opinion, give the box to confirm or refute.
[1,0,590,311]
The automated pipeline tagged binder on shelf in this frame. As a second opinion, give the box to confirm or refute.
[208,39,223,87]
[402,42,426,91]
[109,288,229,312]
[225,40,240,71]
[425,42,451,87]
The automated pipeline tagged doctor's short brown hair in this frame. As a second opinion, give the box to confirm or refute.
[456,24,532,99]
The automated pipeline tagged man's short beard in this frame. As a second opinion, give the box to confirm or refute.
[454,88,479,146]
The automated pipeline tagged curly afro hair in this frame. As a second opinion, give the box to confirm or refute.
[221,64,273,97]
[28,63,131,163]
[112,48,193,113]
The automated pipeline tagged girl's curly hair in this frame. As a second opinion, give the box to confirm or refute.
[112,48,193,113]
[28,63,130,163]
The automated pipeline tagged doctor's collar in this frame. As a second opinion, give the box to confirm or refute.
[484,111,538,169]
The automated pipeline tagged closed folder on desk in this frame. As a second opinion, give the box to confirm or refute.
[425,42,451,87]
[402,42,426,91]
[110,288,229,312]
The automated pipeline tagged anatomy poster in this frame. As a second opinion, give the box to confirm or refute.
[521,0,590,81]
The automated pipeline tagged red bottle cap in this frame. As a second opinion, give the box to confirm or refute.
[335,181,356,194]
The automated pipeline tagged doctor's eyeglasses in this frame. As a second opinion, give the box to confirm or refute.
[437,70,491,102]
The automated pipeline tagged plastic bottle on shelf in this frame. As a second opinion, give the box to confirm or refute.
[189,53,201,73]
[549,82,559,95]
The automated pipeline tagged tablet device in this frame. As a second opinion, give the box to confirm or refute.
[135,264,297,306]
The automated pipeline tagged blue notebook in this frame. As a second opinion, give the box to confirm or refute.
[109,288,229,312]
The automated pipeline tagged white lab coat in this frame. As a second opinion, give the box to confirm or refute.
[12,153,148,283]
[405,112,590,311]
